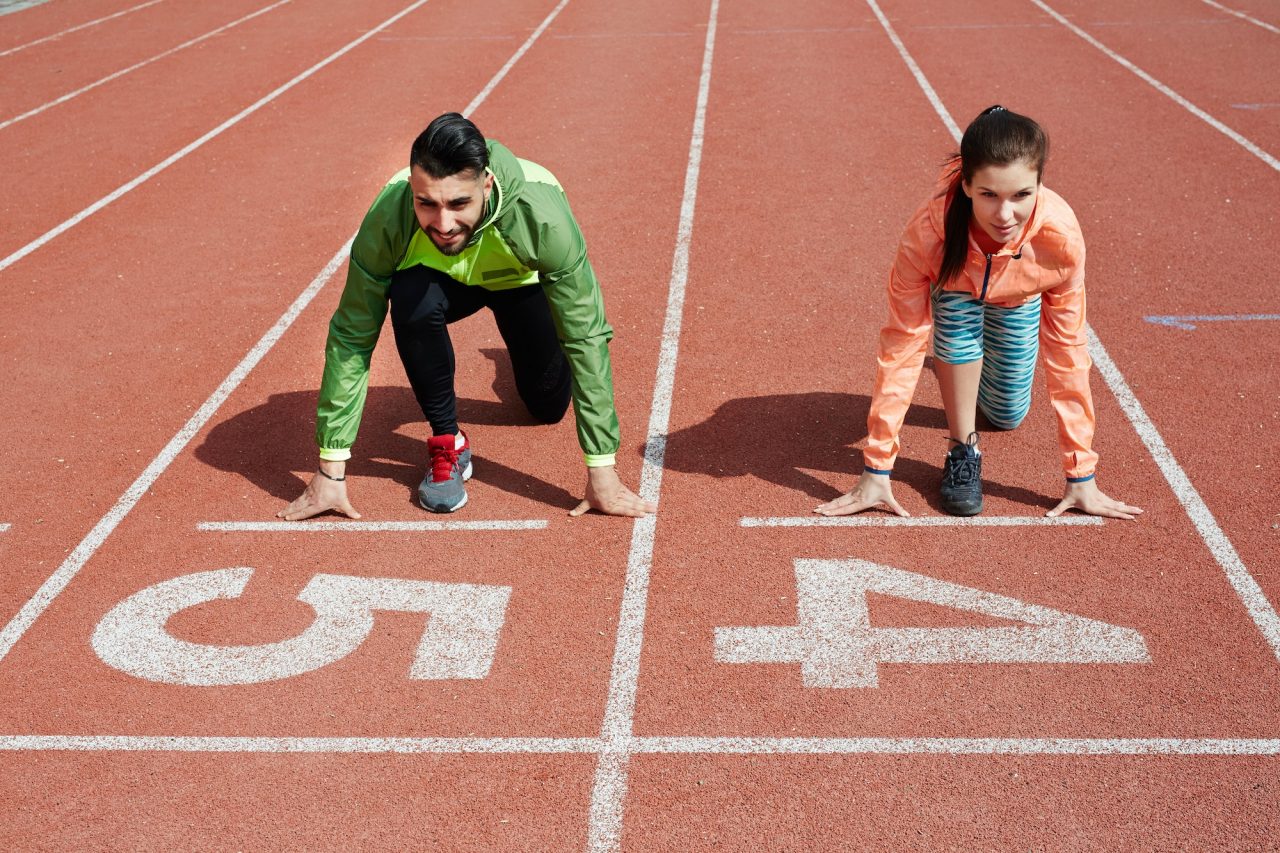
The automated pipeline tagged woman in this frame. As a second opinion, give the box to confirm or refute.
[817,105,1141,520]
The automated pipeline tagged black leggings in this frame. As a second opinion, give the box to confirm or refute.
[388,264,572,436]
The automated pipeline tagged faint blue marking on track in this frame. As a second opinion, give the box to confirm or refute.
[1145,313,1280,330]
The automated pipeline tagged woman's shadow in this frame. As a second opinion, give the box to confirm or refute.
[663,390,1051,512]
[196,348,577,509]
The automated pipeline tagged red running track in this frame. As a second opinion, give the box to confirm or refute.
[0,0,1278,848]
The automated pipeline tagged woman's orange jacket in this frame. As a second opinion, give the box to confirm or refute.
[864,166,1099,480]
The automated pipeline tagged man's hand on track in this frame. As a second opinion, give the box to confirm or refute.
[278,464,362,521]
[570,465,656,518]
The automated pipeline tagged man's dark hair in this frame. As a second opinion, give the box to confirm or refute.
[410,113,489,178]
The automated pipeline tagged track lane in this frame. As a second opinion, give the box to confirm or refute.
[0,0,273,118]
[0,0,710,845]
[0,0,561,642]
[610,0,1280,845]
[876,0,1280,638]
[0,0,418,259]
[0,0,163,53]
[1033,0,1280,156]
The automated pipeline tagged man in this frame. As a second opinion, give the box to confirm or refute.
[279,113,653,520]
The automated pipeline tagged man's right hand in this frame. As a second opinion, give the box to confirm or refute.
[277,461,362,521]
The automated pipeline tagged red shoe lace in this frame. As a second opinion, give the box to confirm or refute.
[428,438,461,483]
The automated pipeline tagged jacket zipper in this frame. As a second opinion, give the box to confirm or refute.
[979,254,993,301]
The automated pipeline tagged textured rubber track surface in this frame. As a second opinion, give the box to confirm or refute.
[0,0,1277,848]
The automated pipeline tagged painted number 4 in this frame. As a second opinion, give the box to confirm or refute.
[715,559,1150,687]
[92,568,511,686]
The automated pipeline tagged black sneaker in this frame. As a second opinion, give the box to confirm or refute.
[940,431,983,516]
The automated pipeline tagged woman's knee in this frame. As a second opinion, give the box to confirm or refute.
[978,398,1029,430]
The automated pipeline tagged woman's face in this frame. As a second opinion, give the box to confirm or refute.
[961,160,1040,246]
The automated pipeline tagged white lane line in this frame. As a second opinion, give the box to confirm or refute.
[0,523,10,532]
[4,734,1279,756]
[0,0,165,58]
[863,0,961,139]
[867,0,1280,664]
[1029,0,1280,173]
[1201,0,1280,34]
[635,737,1280,756]
[1146,312,1280,330]
[0,0,293,132]
[740,515,1104,528]
[586,1,720,850]
[198,520,549,532]
[0,0,433,276]
[0,735,599,753]
[459,0,570,117]
[0,0,572,664]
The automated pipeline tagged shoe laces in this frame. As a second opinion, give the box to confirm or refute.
[943,432,980,487]
[428,438,462,483]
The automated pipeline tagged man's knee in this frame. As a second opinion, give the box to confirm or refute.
[517,356,571,424]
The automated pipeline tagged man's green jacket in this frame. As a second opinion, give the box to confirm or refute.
[315,140,621,466]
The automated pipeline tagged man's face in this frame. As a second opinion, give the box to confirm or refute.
[409,165,493,256]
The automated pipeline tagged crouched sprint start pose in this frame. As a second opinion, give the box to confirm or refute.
[817,105,1141,521]
[280,113,654,520]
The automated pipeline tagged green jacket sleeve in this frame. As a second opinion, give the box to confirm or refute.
[503,183,621,462]
[314,182,411,459]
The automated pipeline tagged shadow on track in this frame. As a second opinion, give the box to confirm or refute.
[194,347,577,510]
[662,390,1053,512]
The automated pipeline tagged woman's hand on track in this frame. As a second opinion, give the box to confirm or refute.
[814,470,909,517]
[1046,478,1142,521]
[277,466,362,521]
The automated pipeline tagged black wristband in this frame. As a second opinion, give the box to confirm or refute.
[317,467,345,482]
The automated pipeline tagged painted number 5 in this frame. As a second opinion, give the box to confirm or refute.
[92,568,511,686]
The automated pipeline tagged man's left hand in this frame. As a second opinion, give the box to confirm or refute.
[570,465,656,518]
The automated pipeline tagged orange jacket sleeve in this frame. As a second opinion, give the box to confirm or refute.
[1038,237,1099,480]
[863,204,938,474]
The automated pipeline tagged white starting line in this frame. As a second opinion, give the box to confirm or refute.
[1,734,1278,756]
[741,515,1104,528]
[197,520,549,532]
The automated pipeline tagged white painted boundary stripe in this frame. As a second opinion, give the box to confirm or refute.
[0,523,10,532]
[585,2,719,850]
[0,735,598,753]
[197,520,549,532]
[867,0,1280,664]
[1201,0,1280,34]
[3,734,1279,756]
[0,0,293,132]
[0,0,572,663]
[0,0,165,58]
[1030,0,1280,173]
[862,0,961,140]
[635,737,1280,756]
[740,515,1104,528]
[0,0,433,276]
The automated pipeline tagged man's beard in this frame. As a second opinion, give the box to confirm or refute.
[431,227,472,256]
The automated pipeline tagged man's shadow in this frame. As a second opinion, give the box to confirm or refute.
[663,390,1052,511]
[196,348,577,509]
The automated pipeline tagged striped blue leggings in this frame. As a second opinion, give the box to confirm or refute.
[931,290,1042,430]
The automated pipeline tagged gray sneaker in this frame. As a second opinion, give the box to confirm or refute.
[418,432,473,513]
